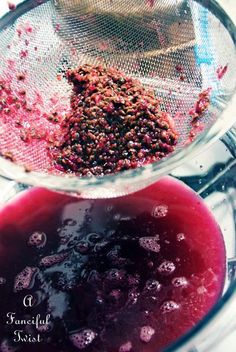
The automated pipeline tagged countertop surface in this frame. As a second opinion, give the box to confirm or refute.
[0,0,235,351]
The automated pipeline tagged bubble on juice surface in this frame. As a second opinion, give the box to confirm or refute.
[96,292,104,305]
[39,252,70,268]
[75,241,90,254]
[152,204,168,218]
[28,231,47,248]
[176,233,185,241]
[107,246,121,261]
[145,279,161,292]
[60,236,70,245]
[106,269,126,282]
[0,339,18,352]
[87,270,100,284]
[106,205,114,213]
[197,286,208,294]
[127,274,140,287]
[127,288,140,305]
[120,215,132,221]
[147,261,154,269]
[157,260,175,275]
[69,329,97,350]
[94,241,109,253]
[109,289,122,300]
[63,218,77,226]
[36,322,53,333]
[172,277,188,287]
[113,213,121,221]
[140,326,155,343]
[139,236,160,253]
[0,277,6,285]
[87,233,101,243]
[119,341,132,352]
[160,300,180,313]
[14,267,38,292]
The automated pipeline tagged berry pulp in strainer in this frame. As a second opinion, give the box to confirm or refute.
[0,177,225,352]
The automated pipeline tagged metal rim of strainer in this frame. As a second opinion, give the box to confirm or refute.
[0,0,235,195]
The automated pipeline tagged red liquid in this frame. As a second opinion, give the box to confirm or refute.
[0,177,225,352]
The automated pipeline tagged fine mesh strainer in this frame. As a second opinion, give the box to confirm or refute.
[0,0,235,198]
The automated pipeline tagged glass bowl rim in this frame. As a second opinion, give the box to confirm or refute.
[164,280,236,351]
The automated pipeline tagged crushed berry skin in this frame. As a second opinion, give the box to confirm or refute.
[0,151,15,162]
[146,0,155,8]
[8,2,16,11]
[175,65,184,73]
[50,64,178,176]
[186,88,211,143]
[189,88,211,123]
[216,65,228,80]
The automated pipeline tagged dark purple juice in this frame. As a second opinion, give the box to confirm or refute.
[0,177,225,352]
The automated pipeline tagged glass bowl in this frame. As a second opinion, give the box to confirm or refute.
[0,127,235,351]
[165,127,236,351]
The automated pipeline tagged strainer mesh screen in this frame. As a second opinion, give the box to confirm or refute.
[0,0,235,174]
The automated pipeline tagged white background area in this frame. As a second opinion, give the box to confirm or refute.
[0,0,235,351]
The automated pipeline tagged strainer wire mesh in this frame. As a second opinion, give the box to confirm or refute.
[0,0,235,178]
